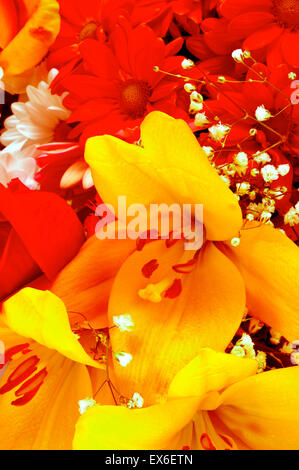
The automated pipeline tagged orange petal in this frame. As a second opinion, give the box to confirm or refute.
[216,366,299,450]
[0,334,92,449]
[51,234,135,328]
[108,240,246,404]
[0,0,18,49]
[0,0,60,76]
[221,224,299,341]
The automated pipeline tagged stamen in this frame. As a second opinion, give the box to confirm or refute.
[200,433,216,450]
[12,368,48,406]
[172,254,198,274]
[138,277,176,303]
[141,259,159,279]
[136,230,159,251]
[0,343,30,370]
[164,279,182,299]
[0,356,40,395]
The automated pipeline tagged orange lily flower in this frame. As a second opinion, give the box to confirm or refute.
[74,347,299,450]
[0,0,60,92]
[0,288,105,450]
[68,110,299,449]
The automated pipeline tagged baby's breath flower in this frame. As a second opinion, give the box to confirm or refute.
[208,123,230,141]
[261,165,279,183]
[232,49,244,63]
[194,112,210,127]
[184,83,196,93]
[284,207,299,227]
[255,105,272,122]
[202,146,214,158]
[127,393,144,409]
[234,152,248,168]
[113,314,134,332]
[115,352,133,367]
[78,398,96,415]
[181,59,194,70]
[277,164,290,176]
[254,152,271,165]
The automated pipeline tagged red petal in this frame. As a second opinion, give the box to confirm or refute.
[244,25,282,50]
[0,183,85,282]
[228,12,274,40]
[220,0,272,19]
[281,31,299,68]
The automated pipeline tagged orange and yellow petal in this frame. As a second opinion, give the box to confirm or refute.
[0,343,92,449]
[168,348,257,405]
[221,224,299,341]
[108,240,246,404]
[3,288,101,368]
[73,349,257,451]
[140,112,242,241]
[0,0,60,76]
[85,112,242,242]
[73,397,200,450]
[0,1,18,49]
[216,366,299,450]
[51,234,135,328]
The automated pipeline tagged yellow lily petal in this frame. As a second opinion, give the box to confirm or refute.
[0,349,92,449]
[168,348,257,402]
[73,350,256,450]
[108,240,245,404]
[140,112,242,241]
[221,224,299,341]
[73,397,200,450]
[0,0,60,76]
[3,288,101,368]
[85,133,173,211]
[216,366,299,450]
[85,112,242,241]
[0,317,93,449]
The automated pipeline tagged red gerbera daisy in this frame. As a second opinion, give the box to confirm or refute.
[56,18,187,143]
[219,0,299,68]
[48,0,133,68]
[131,0,217,36]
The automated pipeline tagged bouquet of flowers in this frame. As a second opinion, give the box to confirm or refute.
[0,0,299,451]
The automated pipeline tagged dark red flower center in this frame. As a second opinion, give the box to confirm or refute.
[119,80,152,118]
[272,0,299,30]
[79,21,99,42]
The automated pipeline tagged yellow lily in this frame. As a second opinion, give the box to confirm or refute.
[74,347,299,450]
[68,110,299,449]
[0,0,60,93]
[0,287,105,450]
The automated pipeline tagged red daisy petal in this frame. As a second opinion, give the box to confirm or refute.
[281,31,299,68]
[244,24,282,50]
[228,12,275,40]
[220,0,272,19]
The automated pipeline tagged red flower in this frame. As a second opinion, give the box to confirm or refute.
[186,17,244,76]
[0,181,85,301]
[57,18,186,143]
[200,63,299,160]
[131,0,217,36]
[219,0,299,68]
[48,0,133,68]
[192,62,298,238]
